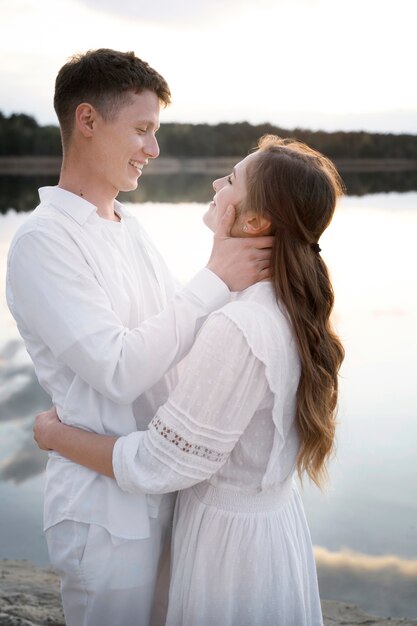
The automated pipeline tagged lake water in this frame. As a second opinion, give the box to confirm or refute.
[0,178,416,619]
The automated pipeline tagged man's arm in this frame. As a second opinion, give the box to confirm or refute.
[34,314,268,492]
[8,208,272,405]
[34,408,116,478]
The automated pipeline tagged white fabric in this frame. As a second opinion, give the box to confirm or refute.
[6,185,230,539]
[45,496,174,626]
[113,281,323,625]
[113,313,270,494]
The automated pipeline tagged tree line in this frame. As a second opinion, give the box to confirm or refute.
[1,111,417,159]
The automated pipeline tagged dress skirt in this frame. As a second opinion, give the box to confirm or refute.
[165,480,323,626]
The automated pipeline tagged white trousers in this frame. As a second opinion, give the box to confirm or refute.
[45,501,174,626]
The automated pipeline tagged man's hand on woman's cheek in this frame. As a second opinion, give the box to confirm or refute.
[207,205,273,292]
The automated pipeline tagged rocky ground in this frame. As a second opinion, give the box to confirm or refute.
[0,560,64,625]
[0,559,416,626]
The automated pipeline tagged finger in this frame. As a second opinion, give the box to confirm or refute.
[258,267,272,280]
[252,249,271,261]
[249,235,275,249]
[242,250,271,264]
[256,259,271,270]
[215,205,235,238]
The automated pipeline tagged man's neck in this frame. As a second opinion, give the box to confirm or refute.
[59,160,121,222]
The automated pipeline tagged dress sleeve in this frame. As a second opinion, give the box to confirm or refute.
[113,312,269,494]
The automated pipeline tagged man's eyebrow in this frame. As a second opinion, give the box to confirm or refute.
[135,120,160,131]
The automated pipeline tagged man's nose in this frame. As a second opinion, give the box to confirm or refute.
[145,135,160,159]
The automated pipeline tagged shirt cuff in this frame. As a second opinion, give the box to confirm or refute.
[184,267,230,312]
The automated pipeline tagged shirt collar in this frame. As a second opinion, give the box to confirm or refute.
[38,186,129,225]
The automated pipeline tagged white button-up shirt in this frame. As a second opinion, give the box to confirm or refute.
[6,186,229,538]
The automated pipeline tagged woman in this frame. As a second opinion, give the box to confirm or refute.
[34,135,345,625]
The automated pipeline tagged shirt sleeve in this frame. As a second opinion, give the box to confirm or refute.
[112,313,269,494]
[7,229,229,405]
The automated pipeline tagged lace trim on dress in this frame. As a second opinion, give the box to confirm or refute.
[150,416,228,463]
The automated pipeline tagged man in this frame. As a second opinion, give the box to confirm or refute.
[6,49,272,626]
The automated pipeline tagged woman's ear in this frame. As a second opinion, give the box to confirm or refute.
[241,213,272,236]
[75,103,97,138]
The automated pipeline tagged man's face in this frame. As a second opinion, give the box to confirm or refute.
[92,89,160,195]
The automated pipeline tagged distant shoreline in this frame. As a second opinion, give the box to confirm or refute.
[1,156,417,176]
[0,559,416,626]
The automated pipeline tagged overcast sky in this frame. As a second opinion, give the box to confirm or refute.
[0,0,416,133]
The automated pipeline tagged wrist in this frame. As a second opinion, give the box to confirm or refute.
[206,261,229,289]
[48,421,66,451]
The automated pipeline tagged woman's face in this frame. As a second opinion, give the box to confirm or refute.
[203,152,257,235]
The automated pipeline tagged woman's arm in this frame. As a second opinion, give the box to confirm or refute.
[34,409,117,478]
[34,313,269,494]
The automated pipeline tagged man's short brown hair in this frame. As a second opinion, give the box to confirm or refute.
[54,48,171,147]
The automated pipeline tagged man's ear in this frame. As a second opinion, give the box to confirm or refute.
[75,103,97,138]
[243,213,272,236]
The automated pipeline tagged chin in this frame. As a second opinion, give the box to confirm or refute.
[202,211,215,233]
[119,179,139,193]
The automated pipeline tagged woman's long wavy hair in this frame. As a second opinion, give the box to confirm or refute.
[244,135,345,488]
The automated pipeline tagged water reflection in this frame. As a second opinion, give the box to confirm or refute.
[0,430,47,483]
[315,547,417,618]
[0,341,50,423]
[0,175,59,213]
[342,169,417,196]
[120,173,218,204]
[1,194,417,618]
[0,341,50,483]
[2,168,417,213]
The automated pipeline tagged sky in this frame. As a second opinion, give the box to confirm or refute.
[0,0,416,134]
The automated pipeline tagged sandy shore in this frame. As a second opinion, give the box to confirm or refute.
[0,560,64,625]
[1,560,416,626]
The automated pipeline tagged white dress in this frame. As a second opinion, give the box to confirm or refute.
[113,282,324,626]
